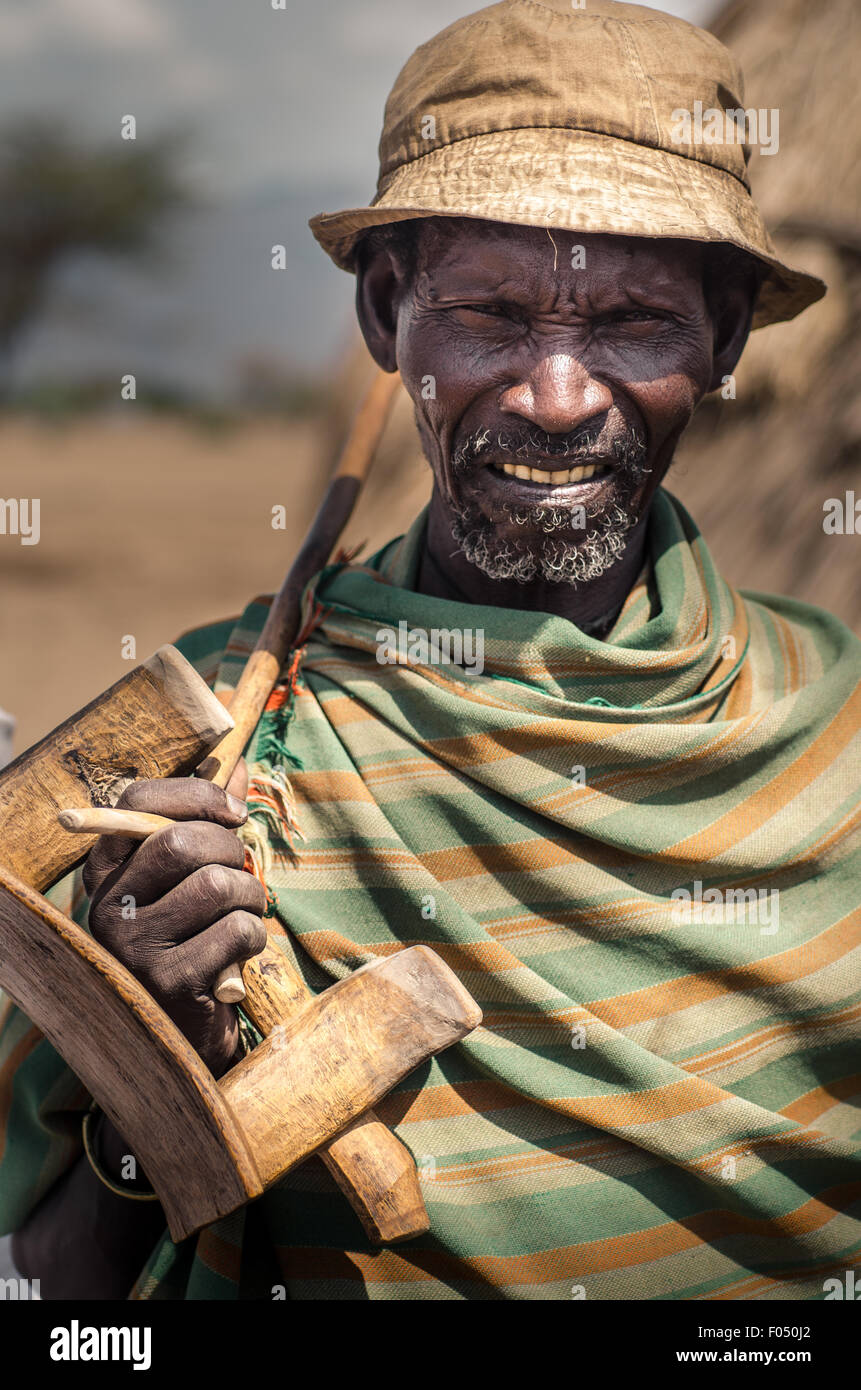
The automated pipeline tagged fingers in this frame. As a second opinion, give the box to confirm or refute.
[77,766,265,1072]
[153,912,267,1000]
[104,821,250,909]
[128,863,267,945]
[83,777,247,897]
[117,778,247,825]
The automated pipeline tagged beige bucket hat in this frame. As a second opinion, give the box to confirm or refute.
[309,0,824,330]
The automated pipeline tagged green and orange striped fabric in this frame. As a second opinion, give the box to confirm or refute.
[1,488,859,1299]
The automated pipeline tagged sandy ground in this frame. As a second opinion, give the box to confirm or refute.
[0,406,431,754]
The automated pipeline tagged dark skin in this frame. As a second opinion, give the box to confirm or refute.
[356,219,754,629]
[12,219,756,1298]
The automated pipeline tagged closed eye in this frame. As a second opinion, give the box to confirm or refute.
[447,302,518,323]
[603,309,671,325]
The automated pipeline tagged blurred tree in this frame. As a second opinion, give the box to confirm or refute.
[0,120,189,391]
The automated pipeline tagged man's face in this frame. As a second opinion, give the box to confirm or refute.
[392,220,718,586]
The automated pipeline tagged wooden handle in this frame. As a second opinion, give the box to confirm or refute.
[232,936,431,1243]
[203,368,401,1002]
[220,948,481,1197]
[198,368,401,798]
[57,808,433,1242]
[193,369,428,1241]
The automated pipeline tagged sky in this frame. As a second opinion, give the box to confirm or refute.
[0,0,723,195]
[0,0,725,390]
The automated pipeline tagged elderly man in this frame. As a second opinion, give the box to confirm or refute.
[2,0,859,1301]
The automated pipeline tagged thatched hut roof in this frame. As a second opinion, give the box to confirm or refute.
[674,0,860,630]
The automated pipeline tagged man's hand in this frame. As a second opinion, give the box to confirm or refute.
[82,764,267,1077]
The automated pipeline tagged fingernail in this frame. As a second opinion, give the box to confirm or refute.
[226,793,247,820]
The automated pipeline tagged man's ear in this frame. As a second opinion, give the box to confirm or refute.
[707,278,758,392]
[355,241,407,373]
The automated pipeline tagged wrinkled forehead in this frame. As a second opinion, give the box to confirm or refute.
[416,218,706,297]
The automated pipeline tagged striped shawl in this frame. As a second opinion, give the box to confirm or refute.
[1,488,859,1300]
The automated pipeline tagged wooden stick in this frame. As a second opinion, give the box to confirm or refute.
[201,368,433,1245]
[0,865,478,1243]
[197,367,402,1001]
[58,808,174,839]
[55,371,435,1245]
[57,369,401,1003]
[58,790,434,1242]
[219,948,481,1191]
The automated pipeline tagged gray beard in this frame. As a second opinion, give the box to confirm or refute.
[447,425,649,586]
[450,500,637,585]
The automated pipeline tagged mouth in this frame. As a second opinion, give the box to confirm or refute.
[489,459,612,485]
[471,457,617,505]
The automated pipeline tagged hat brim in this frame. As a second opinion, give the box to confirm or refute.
[309,128,824,331]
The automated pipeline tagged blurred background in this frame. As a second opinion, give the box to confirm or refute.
[0,0,858,1285]
[0,0,858,758]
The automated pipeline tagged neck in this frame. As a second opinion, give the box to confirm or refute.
[416,493,650,636]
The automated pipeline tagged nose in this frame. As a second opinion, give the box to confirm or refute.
[498,353,613,436]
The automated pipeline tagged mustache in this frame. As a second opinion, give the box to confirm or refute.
[451,425,650,476]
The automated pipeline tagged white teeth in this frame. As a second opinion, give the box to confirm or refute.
[498,462,603,483]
